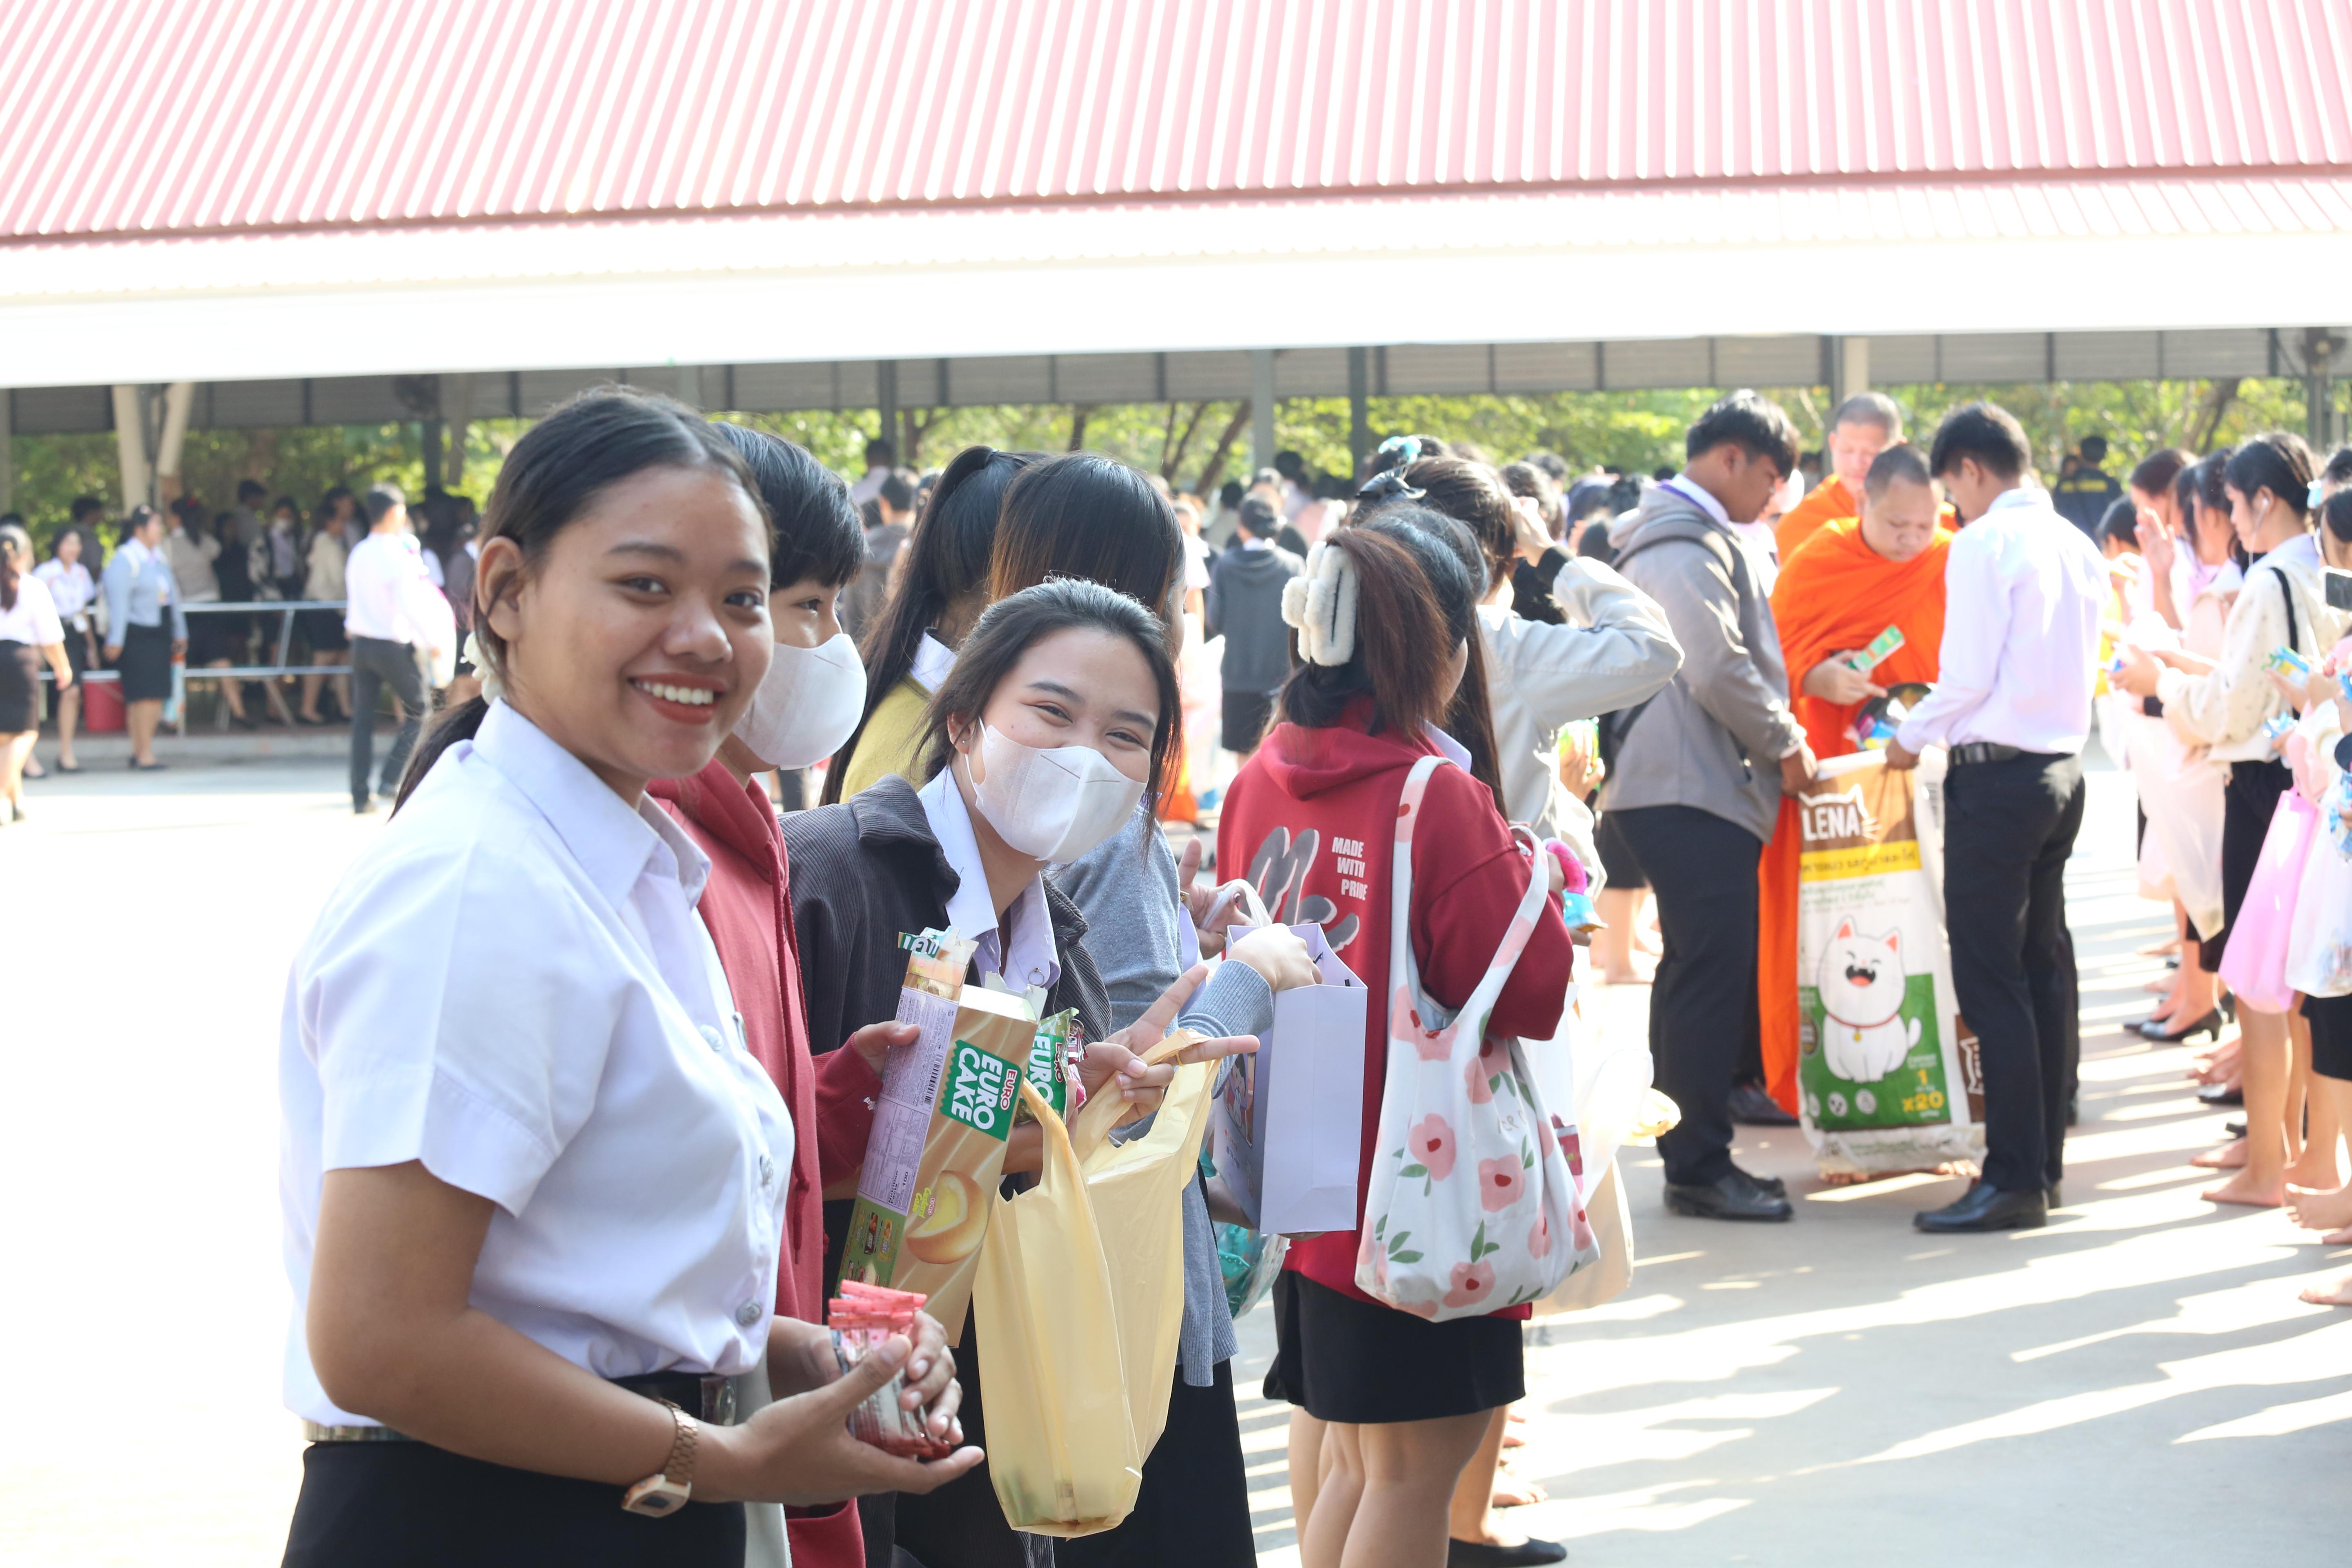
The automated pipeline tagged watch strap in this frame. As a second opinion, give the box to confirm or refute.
[619,1399,698,1516]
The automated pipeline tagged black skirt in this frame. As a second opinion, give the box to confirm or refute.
[0,640,37,733]
[1595,808,1648,891]
[301,606,350,654]
[2213,760,2293,974]
[115,620,174,703]
[1261,1271,1523,1426]
[2307,993,2352,1084]
[283,1440,744,1568]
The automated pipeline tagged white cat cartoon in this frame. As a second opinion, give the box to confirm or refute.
[1818,919,1920,1083]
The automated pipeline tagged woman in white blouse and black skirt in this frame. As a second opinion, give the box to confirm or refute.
[279,389,980,1567]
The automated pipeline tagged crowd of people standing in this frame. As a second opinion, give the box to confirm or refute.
[9,369,2325,1568]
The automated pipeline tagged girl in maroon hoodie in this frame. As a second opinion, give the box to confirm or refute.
[1218,510,1573,1568]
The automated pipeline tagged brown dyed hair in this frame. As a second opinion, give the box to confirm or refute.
[1275,523,1457,751]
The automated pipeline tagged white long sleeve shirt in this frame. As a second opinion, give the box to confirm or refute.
[343,530,452,649]
[1895,487,2108,757]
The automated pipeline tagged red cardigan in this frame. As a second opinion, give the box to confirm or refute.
[1215,705,1572,1316]
[653,760,882,1568]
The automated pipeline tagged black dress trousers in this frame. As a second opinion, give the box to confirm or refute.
[1607,804,1766,1188]
[1941,751,2086,1194]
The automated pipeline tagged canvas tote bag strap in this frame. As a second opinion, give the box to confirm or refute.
[1388,756,1555,1028]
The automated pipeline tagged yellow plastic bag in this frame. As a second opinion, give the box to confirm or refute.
[976,1048,1215,1535]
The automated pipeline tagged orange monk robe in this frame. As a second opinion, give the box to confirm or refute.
[1774,474,1857,564]
[1755,519,1955,1114]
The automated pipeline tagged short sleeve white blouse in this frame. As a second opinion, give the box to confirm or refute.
[278,700,793,1426]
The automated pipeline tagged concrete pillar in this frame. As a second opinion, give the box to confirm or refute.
[876,361,898,459]
[112,384,153,509]
[1250,347,1276,475]
[1347,347,1372,481]
[155,381,194,503]
[422,419,444,491]
[442,373,475,489]
[0,397,13,516]
[1829,336,1870,406]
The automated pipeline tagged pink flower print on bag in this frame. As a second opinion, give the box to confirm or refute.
[1478,1157,1525,1212]
[1443,1261,1497,1310]
[1399,984,1454,1062]
[1407,1115,1457,1183]
[1528,1207,1552,1259]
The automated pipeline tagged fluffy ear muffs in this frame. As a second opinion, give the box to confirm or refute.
[1281,540,1358,667]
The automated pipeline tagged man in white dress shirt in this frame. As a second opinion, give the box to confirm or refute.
[342,484,449,815]
[1886,402,2108,1234]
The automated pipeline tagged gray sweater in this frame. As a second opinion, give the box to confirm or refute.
[1600,483,1805,842]
[1053,806,1272,1386]
[1205,543,1305,695]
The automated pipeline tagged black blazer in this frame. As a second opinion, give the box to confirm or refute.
[781,773,1111,1073]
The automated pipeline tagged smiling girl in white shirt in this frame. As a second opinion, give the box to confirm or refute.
[280,389,979,1567]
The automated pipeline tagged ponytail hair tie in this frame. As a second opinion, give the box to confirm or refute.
[1281,540,1359,666]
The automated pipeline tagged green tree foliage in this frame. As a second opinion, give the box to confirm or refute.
[7,377,2331,548]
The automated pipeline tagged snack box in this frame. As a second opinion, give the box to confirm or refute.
[2264,646,2314,677]
[841,933,1033,1339]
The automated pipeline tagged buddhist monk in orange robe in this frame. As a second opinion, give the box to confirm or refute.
[1757,445,1952,1115]
[1776,391,1905,562]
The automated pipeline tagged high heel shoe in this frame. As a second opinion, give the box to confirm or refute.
[2140,1009,2223,1044]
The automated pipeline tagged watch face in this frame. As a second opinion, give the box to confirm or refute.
[621,1477,690,1517]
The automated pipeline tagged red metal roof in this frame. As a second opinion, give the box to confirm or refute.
[6,0,2349,244]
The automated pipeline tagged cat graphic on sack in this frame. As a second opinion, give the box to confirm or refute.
[1818,919,1920,1083]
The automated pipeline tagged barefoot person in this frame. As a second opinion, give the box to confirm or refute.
[1758,445,1953,1123]
[1774,392,1904,564]
[1886,403,2107,1234]
[278,390,980,1566]
[2115,434,2348,1207]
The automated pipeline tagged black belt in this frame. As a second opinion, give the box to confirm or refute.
[302,1369,737,1444]
[1946,742,2070,767]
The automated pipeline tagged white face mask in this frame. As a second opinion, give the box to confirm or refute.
[731,631,867,770]
[962,719,1147,864]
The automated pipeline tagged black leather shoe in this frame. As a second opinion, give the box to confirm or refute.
[1728,1082,1798,1127]
[1734,1163,1788,1198]
[1913,1181,2047,1233]
[2198,1082,2243,1108]
[1664,1169,1793,1222]
[1450,1536,1567,1566]
[2140,1009,2223,1044]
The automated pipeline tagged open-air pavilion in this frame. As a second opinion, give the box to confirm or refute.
[7,0,2352,504]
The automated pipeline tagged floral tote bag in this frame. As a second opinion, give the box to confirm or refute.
[1355,755,1598,1320]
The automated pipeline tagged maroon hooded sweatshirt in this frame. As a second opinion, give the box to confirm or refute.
[1215,700,1573,1316]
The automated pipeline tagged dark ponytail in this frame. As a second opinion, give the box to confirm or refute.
[1278,524,1455,748]
[822,445,1040,804]
[2222,431,2316,520]
[1350,508,1508,815]
[392,387,760,810]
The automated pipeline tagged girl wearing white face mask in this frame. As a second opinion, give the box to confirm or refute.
[646,425,951,1568]
[984,453,1319,1568]
[783,579,1263,1568]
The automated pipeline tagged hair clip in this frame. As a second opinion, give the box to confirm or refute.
[2310,478,2331,509]
[1354,469,1425,506]
[1281,541,1359,666]
[1376,435,1422,469]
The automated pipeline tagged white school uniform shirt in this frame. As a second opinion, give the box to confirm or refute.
[0,570,63,646]
[1895,487,2109,758]
[917,764,1062,991]
[32,558,94,630]
[279,700,793,1426]
[908,630,957,695]
[342,530,449,648]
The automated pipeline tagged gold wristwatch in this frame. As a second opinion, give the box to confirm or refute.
[621,1399,698,1517]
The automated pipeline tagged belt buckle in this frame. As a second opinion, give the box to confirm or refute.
[700,1374,738,1427]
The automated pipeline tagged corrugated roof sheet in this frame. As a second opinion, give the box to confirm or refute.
[6,0,2350,242]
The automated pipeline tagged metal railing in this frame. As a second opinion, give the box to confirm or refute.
[40,599,358,733]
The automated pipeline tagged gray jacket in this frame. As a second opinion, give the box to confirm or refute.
[1599,483,1804,842]
[1206,543,1303,694]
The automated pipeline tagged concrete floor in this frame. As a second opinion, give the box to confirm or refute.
[2,753,2344,1566]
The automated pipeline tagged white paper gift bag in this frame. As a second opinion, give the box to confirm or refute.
[1210,891,1369,1235]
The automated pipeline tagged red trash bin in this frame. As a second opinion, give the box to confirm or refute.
[81,676,126,733]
